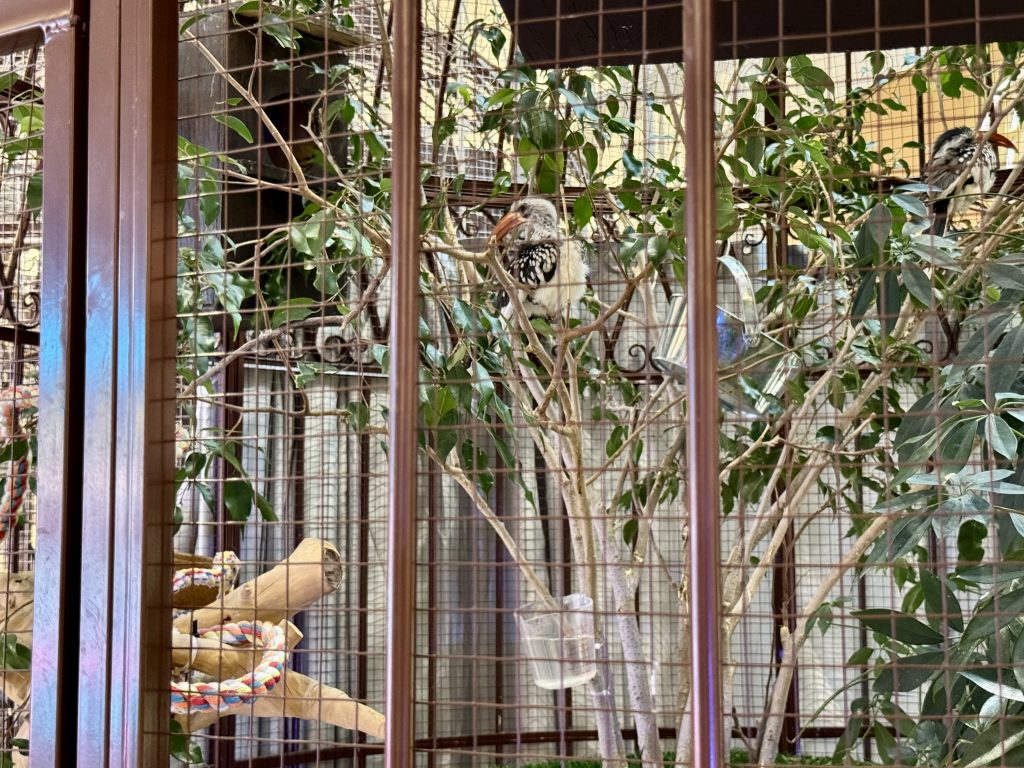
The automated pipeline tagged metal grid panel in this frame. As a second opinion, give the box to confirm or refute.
[165,1,1024,767]
[0,40,43,767]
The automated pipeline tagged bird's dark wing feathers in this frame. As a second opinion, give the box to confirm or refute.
[493,241,559,312]
[507,241,559,288]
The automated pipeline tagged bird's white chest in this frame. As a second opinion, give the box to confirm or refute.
[526,243,588,317]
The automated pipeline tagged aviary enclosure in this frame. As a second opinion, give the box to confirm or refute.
[4,0,1024,766]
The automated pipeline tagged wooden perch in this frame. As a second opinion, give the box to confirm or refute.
[171,621,303,677]
[175,669,385,739]
[173,538,343,633]
[0,539,380,750]
[171,538,383,738]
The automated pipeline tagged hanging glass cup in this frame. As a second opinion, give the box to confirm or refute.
[515,593,597,690]
[652,250,799,418]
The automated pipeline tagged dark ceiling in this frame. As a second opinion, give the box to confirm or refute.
[494,0,1024,66]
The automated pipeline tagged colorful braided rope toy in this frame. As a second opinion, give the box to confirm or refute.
[172,550,240,598]
[170,552,291,716]
[170,620,288,715]
[0,385,36,543]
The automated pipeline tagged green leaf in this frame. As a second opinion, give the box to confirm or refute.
[213,113,254,144]
[169,720,204,764]
[872,489,933,513]
[846,646,873,666]
[938,418,978,471]
[958,561,1024,583]
[573,195,593,230]
[0,634,30,670]
[985,414,1018,459]
[606,424,626,458]
[222,478,253,521]
[873,650,943,693]
[987,323,1024,396]
[892,193,927,218]
[25,171,42,214]
[901,262,933,306]
[961,585,1024,646]
[622,151,643,176]
[516,136,539,173]
[878,268,901,337]
[940,70,963,98]
[522,109,556,150]
[790,55,835,92]
[850,271,876,325]
[254,492,277,522]
[1013,629,1024,692]
[866,514,932,564]
[262,14,301,49]
[854,204,891,264]
[195,481,216,514]
[270,298,317,329]
[987,262,1024,291]
[960,670,1024,702]
[957,718,1024,768]
[851,609,943,645]
[623,517,638,548]
[919,568,963,632]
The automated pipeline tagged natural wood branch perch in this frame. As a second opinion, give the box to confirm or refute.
[172,619,386,738]
[175,669,385,739]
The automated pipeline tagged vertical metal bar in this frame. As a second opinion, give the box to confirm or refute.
[106,0,178,762]
[385,0,421,762]
[30,14,87,766]
[683,0,726,766]
[76,0,119,759]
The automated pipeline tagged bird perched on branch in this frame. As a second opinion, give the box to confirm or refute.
[488,197,588,319]
[924,126,1016,235]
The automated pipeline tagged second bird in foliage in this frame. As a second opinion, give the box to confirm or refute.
[924,126,1016,235]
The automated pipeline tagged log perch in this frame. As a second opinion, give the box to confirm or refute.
[175,669,385,739]
[173,538,343,633]
[0,539,382,749]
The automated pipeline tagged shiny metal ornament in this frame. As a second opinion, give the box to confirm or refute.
[653,249,799,419]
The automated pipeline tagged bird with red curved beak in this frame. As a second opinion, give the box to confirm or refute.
[488,197,588,319]
[925,126,1017,235]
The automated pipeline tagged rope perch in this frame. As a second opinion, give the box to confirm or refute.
[170,620,288,715]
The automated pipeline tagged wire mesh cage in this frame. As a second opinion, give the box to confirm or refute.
[0,38,43,768]
[162,0,1024,765]
[10,0,1024,765]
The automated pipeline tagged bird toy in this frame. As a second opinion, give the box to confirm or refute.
[172,550,240,599]
[170,620,288,715]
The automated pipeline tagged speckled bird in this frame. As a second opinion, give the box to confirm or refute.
[924,126,1016,234]
[489,198,589,318]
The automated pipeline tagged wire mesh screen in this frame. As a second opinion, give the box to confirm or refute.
[168,0,1024,766]
[0,39,43,768]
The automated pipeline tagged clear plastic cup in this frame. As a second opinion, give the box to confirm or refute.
[515,593,597,690]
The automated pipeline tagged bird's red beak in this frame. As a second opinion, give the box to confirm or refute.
[489,211,527,244]
[984,131,1017,151]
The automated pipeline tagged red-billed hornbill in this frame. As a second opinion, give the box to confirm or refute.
[488,197,588,318]
[925,126,1016,235]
